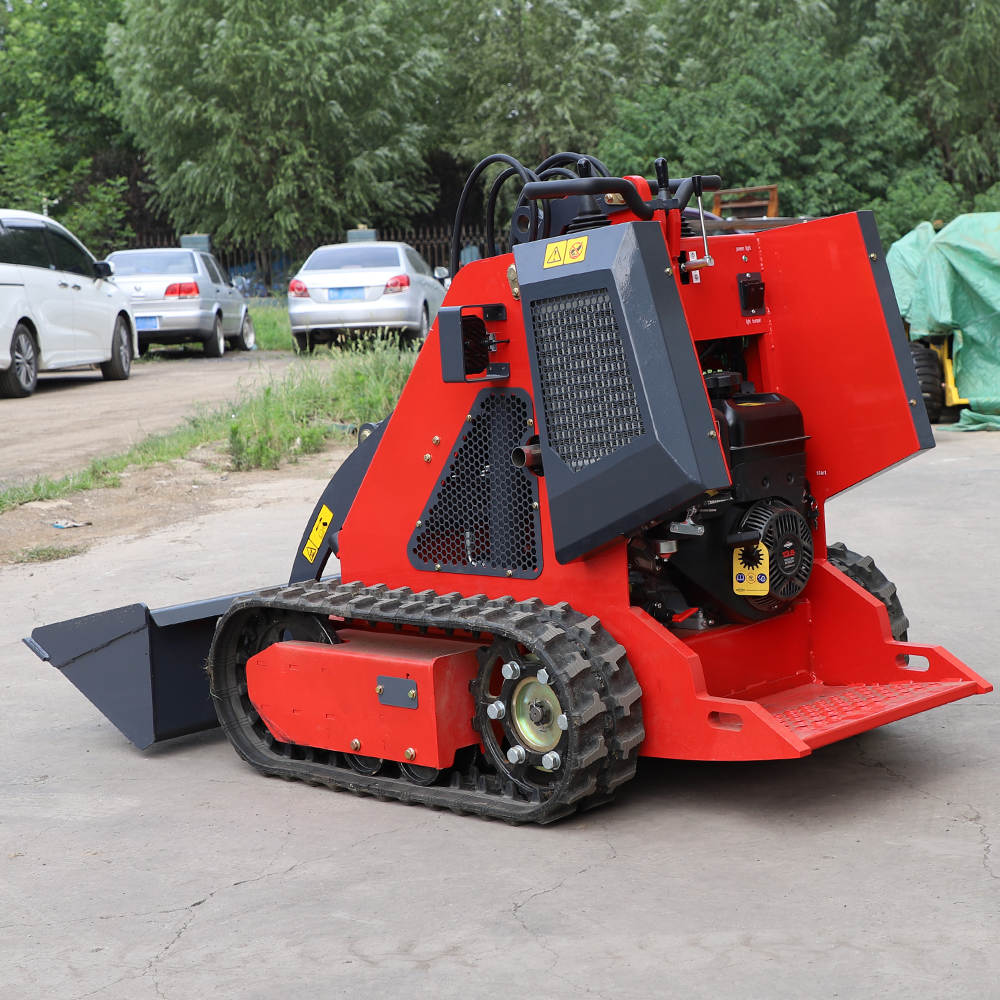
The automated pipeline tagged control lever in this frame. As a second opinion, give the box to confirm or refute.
[680,174,715,274]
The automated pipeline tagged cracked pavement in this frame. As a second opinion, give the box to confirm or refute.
[1,429,998,999]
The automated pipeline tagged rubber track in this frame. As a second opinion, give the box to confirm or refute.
[207,580,644,824]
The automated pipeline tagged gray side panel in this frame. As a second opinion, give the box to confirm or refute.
[857,211,935,452]
[514,221,731,562]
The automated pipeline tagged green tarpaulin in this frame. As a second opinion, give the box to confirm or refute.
[886,213,1000,429]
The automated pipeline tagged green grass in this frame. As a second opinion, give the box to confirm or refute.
[14,543,85,564]
[248,301,294,351]
[0,337,419,513]
[229,335,417,469]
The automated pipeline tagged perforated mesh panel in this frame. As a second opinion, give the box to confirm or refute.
[529,289,644,472]
[409,390,541,578]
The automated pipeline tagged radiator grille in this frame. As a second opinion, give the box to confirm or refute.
[530,289,644,472]
[410,391,540,577]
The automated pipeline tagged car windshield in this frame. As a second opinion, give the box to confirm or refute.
[109,250,196,276]
[303,246,400,270]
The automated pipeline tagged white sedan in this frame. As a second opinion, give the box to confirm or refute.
[0,210,136,398]
[288,241,447,351]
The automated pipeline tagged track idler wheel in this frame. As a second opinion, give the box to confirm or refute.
[474,638,600,804]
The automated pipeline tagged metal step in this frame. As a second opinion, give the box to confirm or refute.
[757,678,980,749]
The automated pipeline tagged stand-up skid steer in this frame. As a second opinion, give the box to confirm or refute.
[27,153,991,823]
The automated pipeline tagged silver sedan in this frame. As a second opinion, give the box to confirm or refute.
[106,248,255,356]
[287,242,447,351]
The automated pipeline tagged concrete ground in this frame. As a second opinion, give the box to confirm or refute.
[1,429,997,999]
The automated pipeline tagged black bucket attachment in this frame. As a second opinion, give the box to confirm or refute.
[24,594,242,749]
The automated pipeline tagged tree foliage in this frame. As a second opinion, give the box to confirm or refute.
[109,0,441,250]
[0,0,133,247]
[3,0,999,251]
[439,0,665,169]
[601,22,922,220]
[872,0,1000,193]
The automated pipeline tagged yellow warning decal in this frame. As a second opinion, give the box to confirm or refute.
[543,235,588,269]
[543,240,567,268]
[733,543,769,596]
[302,504,334,564]
[566,235,588,264]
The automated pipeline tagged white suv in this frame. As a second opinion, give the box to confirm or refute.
[0,210,137,398]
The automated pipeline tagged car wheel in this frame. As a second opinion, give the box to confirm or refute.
[100,315,132,381]
[204,314,226,357]
[418,304,429,340]
[0,323,39,398]
[233,313,256,351]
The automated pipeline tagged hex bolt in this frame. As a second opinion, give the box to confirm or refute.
[536,668,550,685]
[434,563,442,571]
[408,688,417,700]
[506,569,513,577]
[501,660,521,680]
[486,700,506,720]
[423,453,432,463]
[416,519,423,528]
[350,738,361,751]
[532,501,539,510]
[375,684,384,695]
[541,751,561,771]
[556,713,569,731]
[431,435,440,445]
[404,748,416,761]
[507,744,527,764]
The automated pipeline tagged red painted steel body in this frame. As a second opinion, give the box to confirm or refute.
[320,188,991,764]
[246,630,480,769]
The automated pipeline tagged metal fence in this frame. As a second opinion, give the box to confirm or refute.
[127,225,507,296]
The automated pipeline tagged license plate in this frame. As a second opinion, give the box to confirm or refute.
[135,316,159,331]
[328,287,364,301]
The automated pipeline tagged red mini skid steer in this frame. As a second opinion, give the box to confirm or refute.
[27,153,991,824]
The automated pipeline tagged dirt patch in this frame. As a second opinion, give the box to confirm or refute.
[0,438,352,566]
[0,350,295,491]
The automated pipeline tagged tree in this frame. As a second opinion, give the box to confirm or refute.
[439,0,665,169]
[0,0,133,247]
[601,29,923,218]
[108,0,442,251]
[871,0,1000,195]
